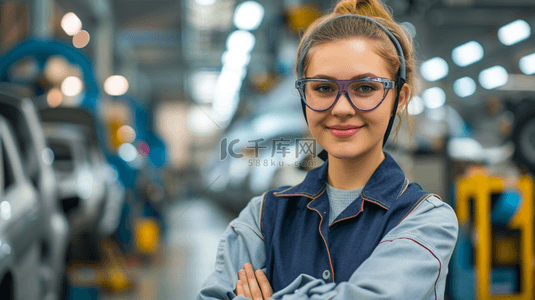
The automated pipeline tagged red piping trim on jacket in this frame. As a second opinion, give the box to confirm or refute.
[307,190,335,282]
[378,237,441,300]
[397,194,441,226]
[361,196,389,210]
[329,198,365,228]
[330,180,410,227]
[259,192,267,234]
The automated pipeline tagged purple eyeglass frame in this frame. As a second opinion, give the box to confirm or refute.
[295,77,396,112]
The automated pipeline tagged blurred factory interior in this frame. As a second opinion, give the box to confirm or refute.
[1,0,535,299]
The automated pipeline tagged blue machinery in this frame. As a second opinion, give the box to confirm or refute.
[449,167,534,299]
[0,39,100,112]
[0,39,167,253]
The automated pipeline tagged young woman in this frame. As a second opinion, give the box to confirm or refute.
[198,0,458,299]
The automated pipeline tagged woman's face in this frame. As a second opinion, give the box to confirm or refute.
[304,37,408,160]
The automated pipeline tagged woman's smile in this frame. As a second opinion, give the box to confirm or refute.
[327,124,364,138]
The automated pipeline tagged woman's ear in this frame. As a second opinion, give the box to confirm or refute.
[396,83,410,114]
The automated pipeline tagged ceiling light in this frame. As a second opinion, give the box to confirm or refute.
[47,88,63,107]
[61,12,82,36]
[420,57,449,82]
[73,30,90,48]
[195,0,216,5]
[407,96,424,115]
[498,19,531,46]
[44,56,69,83]
[221,50,251,68]
[422,87,446,109]
[104,75,129,96]
[226,30,256,53]
[451,41,484,67]
[519,52,535,75]
[118,143,138,162]
[118,125,136,144]
[478,66,508,90]
[61,76,83,96]
[233,1,264,31]
[453,77,476,98]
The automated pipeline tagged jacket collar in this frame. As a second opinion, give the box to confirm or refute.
[273,152,409,210]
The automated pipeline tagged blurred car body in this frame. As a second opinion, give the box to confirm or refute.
[0,90,69,300]
[43,124,107,235]
[39,107,125,240]
[0,115,43,299]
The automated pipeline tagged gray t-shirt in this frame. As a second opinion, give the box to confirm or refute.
[325,182,364,225]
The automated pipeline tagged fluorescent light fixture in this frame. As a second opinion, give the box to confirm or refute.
[195,0,216,5]
[221,50,251,68]
[420,57,449,82]
[61,12,82,36]
[61,76,83,96]
[217,68,244,95]
[422,87,446,109]
[498,19,531,46]
[104,75,129,96]
[407,96,424,115]
[233,1,265,31]
[453,77,476,98]
[519,52,535,75]
[212,68,243,123]
[226,30,256,53]
[451,41,484,67]
[212,97,238,123]
[479,66,508,90]
[118,143,138,162]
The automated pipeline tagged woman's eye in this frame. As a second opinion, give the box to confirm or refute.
[315,85,334,93]
[358,85,375,93]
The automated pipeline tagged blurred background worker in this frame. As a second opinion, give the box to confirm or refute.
[0,0,534,299]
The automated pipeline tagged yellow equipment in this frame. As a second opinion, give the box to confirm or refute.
[456,168,533,299]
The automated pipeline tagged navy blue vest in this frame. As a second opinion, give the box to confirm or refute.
[260,153,436,292]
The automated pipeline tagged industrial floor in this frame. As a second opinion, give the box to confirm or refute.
[98,198,234,300]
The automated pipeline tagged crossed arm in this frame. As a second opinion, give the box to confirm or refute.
[197,195,458,300]
[236,263,273,300]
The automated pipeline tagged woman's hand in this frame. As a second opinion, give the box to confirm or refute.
[236,263,273,300]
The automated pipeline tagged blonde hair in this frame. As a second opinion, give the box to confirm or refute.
[295,0,418,140]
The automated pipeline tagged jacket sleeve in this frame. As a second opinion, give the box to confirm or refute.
[270,196,459,300]
[197,194,267,300]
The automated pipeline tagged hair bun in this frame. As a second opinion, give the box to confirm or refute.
[334,0,393,22]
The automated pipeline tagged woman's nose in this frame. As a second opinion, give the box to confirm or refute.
[331,92,357,117]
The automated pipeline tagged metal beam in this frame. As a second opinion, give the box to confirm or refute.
[32,0,53,38]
